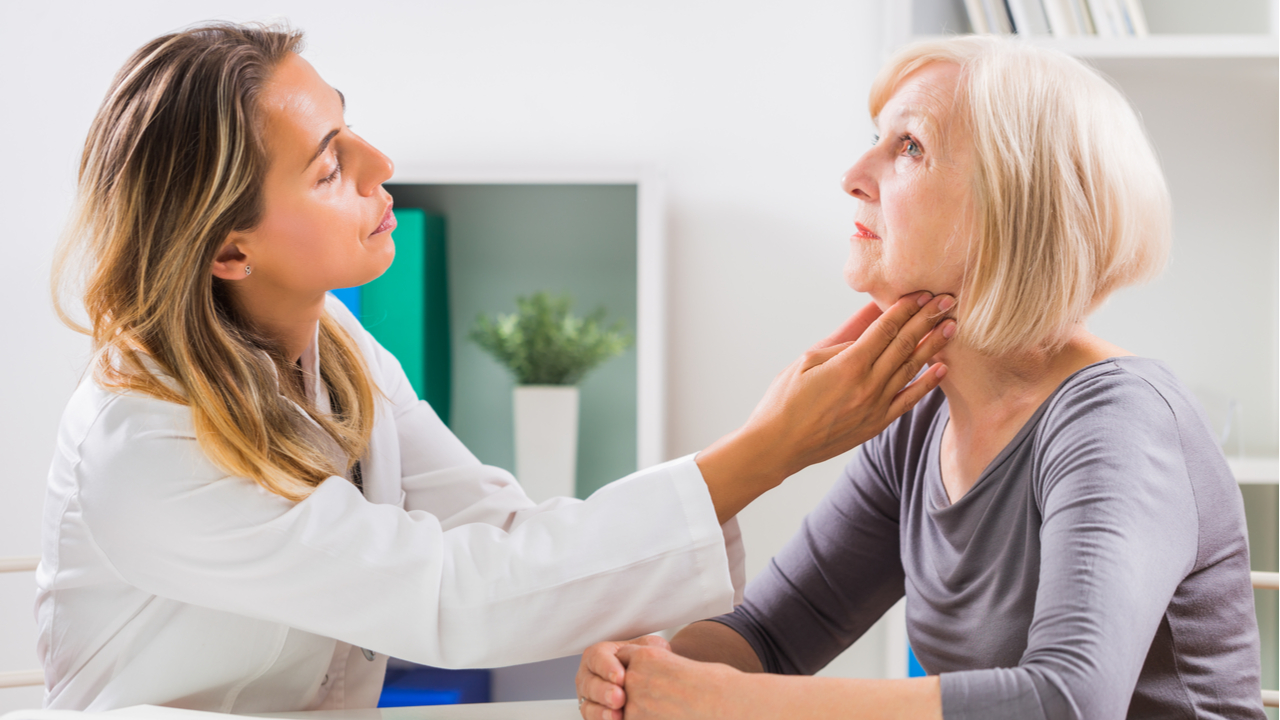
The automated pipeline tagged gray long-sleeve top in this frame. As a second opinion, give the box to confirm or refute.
[712,357,1264,719]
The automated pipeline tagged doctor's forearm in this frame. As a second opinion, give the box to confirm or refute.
[695,427,789,524]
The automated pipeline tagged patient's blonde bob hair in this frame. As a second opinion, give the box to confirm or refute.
[870,36,1171,355]
[52,22,376,501]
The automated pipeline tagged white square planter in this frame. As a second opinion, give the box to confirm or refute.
[513,385,580,502]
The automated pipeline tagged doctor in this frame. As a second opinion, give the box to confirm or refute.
[38,21,955,714]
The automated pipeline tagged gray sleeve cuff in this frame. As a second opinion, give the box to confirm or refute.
[941,667,1073,720]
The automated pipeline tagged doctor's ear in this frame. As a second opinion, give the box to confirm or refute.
[211,237,252,280]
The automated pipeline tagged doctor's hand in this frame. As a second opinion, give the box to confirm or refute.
[697,292,956,523]
[610,643,757,720]
[576,635,670,720]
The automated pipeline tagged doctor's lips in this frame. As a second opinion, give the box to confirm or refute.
[372,202,397,235]
[854,222,881,240]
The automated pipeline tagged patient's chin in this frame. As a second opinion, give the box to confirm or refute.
[841,265,893,311]
[842,258,874,293]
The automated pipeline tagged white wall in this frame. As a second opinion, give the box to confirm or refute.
[0,1,891,711]
[1,0,1274,713]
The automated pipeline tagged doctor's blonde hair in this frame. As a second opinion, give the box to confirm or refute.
[870,36,1171,355]
[52,22,375,501]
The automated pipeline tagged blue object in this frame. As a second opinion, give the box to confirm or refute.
[330,286,361,317]
[907,646,926,677]
[379,687,462,707]
[378,665,491,707]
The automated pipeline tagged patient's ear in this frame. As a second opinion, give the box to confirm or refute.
[211,235,251,280]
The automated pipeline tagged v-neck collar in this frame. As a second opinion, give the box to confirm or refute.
[926,357,1123,510]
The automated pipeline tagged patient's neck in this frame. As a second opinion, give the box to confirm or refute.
[937,326,1125,422]
[931,326,1128,501]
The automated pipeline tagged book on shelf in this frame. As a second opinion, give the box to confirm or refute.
[983,0,1014,33]
[1120,0,1149,36]
[965,0,1149,38]
[1006,0,1050,36]
[1072,0,1097,35]
[1041,0,1077,36]
[964,0,990,33]
[1086,0,1118,37]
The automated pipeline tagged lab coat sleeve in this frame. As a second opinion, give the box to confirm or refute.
[76,392,741,671]
[347,296,746,603]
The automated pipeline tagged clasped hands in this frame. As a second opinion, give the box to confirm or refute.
[576,634,748,720]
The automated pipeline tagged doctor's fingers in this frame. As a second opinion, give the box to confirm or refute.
[807,299,886,351]
[844,293,953,379]
[881,318,954,405]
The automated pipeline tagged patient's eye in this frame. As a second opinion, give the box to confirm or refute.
[901,135,923,158]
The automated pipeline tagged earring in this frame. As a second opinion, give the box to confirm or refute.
[245,265,252,276]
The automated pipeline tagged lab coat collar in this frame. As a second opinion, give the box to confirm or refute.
[286,319,352,476]
[297,320,329,415]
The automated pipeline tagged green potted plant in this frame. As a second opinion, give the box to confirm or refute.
[470,292,632,500]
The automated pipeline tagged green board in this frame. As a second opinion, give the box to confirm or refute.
[422,213,451,425]
[362,209,452,425]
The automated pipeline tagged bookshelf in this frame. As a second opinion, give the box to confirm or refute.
[886,0,1280,58]
[876,0,1279,708]
[899,34,1277,59]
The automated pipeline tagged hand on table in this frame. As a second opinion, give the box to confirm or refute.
[576,635,669,720]
[577,638,754,720]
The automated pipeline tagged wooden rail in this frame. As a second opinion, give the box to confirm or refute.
[0,670,42,689]
[1251,571,1279,591]
[0,557,42,688]
[0,557,39,574]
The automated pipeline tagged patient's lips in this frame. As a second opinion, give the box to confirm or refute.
[854,222,881,240]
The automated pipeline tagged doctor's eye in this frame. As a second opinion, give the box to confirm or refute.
[319,160,342,185]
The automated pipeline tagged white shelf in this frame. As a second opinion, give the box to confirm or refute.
[906,33,1279,59]
[1229,457,1280,485]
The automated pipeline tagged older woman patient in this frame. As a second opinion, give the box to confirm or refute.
[575,36,1265,720]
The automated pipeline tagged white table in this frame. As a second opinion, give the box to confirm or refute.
[1,700,583,720]
[257,701,581,720]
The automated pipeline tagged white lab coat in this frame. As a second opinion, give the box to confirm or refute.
[36,295,744,713]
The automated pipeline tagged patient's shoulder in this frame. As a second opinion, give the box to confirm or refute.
[1038,356,1195,443]
[1033,356,1234,507]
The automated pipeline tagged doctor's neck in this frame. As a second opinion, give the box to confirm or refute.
[224,281,328,364]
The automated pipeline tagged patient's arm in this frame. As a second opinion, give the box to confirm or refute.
[669,621,763,672]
